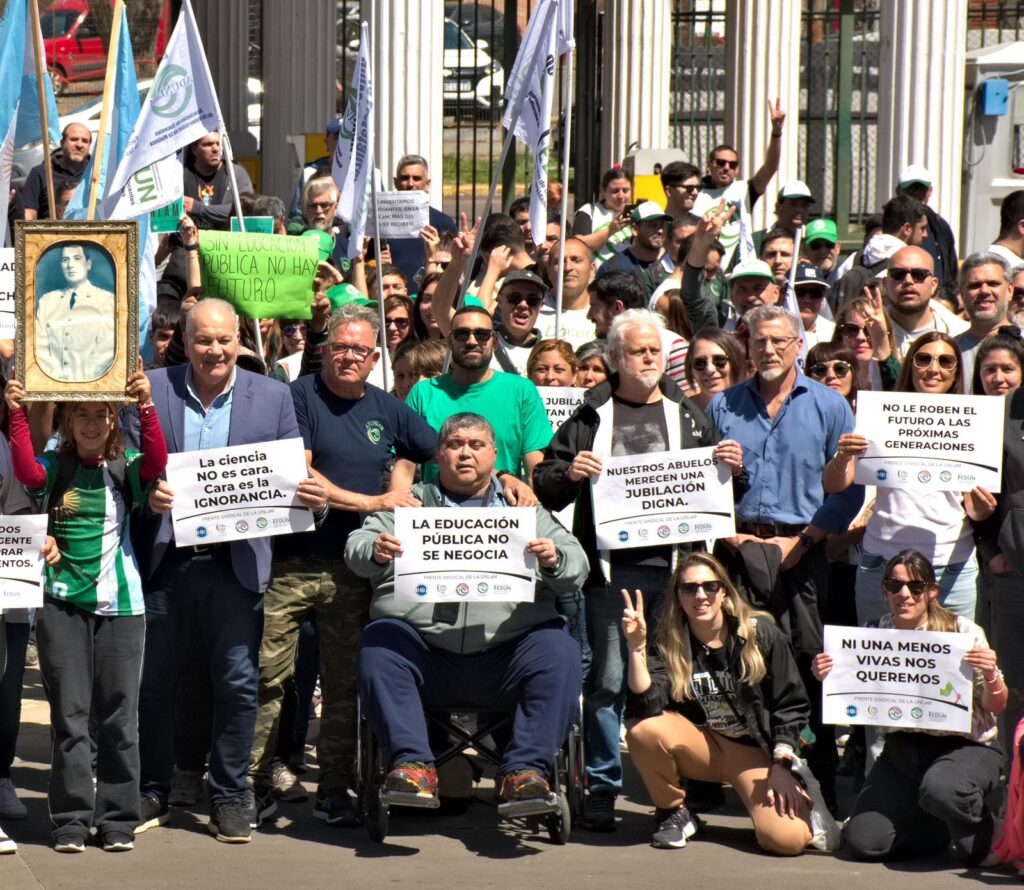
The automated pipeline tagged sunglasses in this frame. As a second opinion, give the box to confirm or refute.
[678,580,725,596]
[282,324,307,337]
[692,355,730,372]
[888,267,932,283]
[502,292,543,309]
[385,317,411,329]
[712,158,739,170]
[882,578,930,597]
[451,328,494,344]
[805,239,834,251]
[912,351,957,371]
[808,361,851,379]
[678,183,701,193]
[838,323,870,339]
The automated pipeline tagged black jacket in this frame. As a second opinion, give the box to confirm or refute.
[974,388,1024,567]
[625,614,809,758]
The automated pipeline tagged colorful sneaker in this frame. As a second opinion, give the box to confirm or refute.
[499,769,550,802]
[0,827,16,854]
[312,788,360,827]
[651,805,699,849]
[384,762,438,795]
[0,777,27,819]
[168,769,204,807]
[271,759,308,802]
[101,831,135,852]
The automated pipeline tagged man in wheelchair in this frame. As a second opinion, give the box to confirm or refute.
[345,412,589,804]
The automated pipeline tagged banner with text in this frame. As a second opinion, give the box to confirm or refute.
[393,507,537,602]
[366,191,430,239]
[590,447,735,549]
[166,438,314,546]
[541,387,586,432]
[150,197,184,233]
[821,624,973,733]
[0,247,14,338]
[853,390,1004,491]
[198,231,318,319]
[0,515,47,609]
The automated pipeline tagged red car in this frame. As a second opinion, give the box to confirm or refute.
[40,0,170,95]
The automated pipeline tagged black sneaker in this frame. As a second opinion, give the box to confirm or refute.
[208,798,252,844]
[583,790,616,832]
[652,805,699,849]
[313,788,360,827]
[136,792,170,833]
[250,784,278,828]
[101,831,135,852]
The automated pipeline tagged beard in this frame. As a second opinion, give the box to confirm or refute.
[453,350,490,370]
[758,364,788,383]
[623,367,662,390]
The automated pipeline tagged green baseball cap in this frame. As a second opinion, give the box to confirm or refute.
[804,218,838,244]
[301,228,335,262]
[326,283,374,310]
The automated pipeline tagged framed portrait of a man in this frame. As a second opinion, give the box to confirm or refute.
[15,220,138,401]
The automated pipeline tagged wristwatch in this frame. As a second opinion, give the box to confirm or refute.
[797,531,815,550]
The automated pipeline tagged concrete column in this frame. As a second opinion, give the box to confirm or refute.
[363,0,444,207]
[193,0,253,154]
[724,0,802,233]
[876,0,968,238]
[600,0,671,174]
[260,0,334,204]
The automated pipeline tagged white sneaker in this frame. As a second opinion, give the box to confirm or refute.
[0,778,27,819]
[790,757,841,852]
[0,827,16,854]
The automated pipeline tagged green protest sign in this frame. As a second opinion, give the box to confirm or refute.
[198,232,318,320]
[150,198,184,233]
[230,216,276,234]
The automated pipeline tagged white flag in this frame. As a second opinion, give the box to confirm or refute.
[103,0,224,218]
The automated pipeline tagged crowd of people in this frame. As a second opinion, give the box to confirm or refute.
[2,98,1024,875]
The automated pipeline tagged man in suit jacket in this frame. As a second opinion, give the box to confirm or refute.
[135,298,326,844]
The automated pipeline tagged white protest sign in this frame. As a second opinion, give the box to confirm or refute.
[853,390,1004,492]
[166,438,314,546]
[366,191,430,239]
[0,515,47,609]
[393,507,537,602]
[0,248,15,339]
[541,387,586,432]
[590,447,734,549]
[821,624,974,733]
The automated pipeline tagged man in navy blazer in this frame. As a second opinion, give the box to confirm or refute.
[135,298,326,844]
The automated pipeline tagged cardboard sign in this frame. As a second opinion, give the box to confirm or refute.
[230,216,276,235]
[0,515,48,609]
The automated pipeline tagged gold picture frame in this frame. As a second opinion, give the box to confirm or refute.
[15,220,139,401]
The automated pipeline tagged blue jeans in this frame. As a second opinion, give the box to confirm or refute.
[555,589,591,682]
[585,562,671,794]
[855,551,979,627]
[139,549,264,804]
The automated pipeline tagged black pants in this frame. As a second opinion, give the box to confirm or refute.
[36,599,145,842]
[845,731,1003,865]
[0,620,30,777]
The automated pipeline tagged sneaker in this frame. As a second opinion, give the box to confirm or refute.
[0,777,27,819]
[583,790,616,832]
[384,762,438,796]
[54,836,86,853]
[24,640,38,668]
[136,792,169,833]
[312,788,360,827]
[168,769,204,807]
[652,804,699,849]
[101,831,135,852]
[271,759,308,802]
[790,758,841,852]
[0,827,16,854]
[499,769,550,802]
[249,784,278,828]
[208,798,252,844]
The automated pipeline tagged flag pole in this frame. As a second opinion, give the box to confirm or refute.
[87,0,124,219]
[28,0,57,220]
[785,223,808,362]
[371,179,390,393]
[553,42,575,342]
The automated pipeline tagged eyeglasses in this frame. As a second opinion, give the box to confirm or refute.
[308,200,337,211]
[451,328,494,344]
[712,158,739,170]
[678,580,725,596]
[912,351,957,371]
[882,578,930,597]
[808,361,852,379]
[805,239,834,251]
[329,343,374,360]
[838,323,870,339]
[888,267,933,283]
[501,292,543,309]
[385,317,411,329]
[692,355,730,372]
[750,335,798,352]
[282,324,307,337]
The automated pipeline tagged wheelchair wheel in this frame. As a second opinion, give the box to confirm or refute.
[366,787,390,842]
[546,793,571,845]
[564,721,586,826]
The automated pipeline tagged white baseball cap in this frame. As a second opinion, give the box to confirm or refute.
[898,164,932,188]
[778,180,814,202]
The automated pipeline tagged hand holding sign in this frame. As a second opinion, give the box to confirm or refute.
[963,487,997,522]
[149,479,174,514]
[373,532,403,565]
[42,535,61,567]
[295,477,328,512]
[526,538,557,569]
[567,450,603,482]
[712,439,744,475]
[811,652,833,682]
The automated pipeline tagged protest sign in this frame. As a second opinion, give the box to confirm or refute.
[230,216,275,235]
[165,438,314,547]
[366,190,430,239]
[540,387,586,432]
[150,197,184,233]
[392,507,537,602]
[590,447,735,549]
[198,231,319,320]
[0,248,14,338]
[853,390,1004,492]
[821,624,973,733]
[0,515,47,609]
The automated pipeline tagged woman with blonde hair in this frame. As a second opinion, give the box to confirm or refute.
[623,552,839,854]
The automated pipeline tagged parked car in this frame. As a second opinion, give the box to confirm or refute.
[445,2,507,61]
[443,17,504,119]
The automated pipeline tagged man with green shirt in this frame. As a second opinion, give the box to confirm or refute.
[406,306,553,483]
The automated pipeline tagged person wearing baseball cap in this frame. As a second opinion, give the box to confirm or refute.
[793,264,835,348]
[800,218,844,286]
[595,201,673,280]
[491,269,548,376]
[773,180,815,234]
[727,258,779,324]
[895,162,958,294]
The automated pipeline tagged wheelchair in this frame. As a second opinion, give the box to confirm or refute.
[355,699,585,844]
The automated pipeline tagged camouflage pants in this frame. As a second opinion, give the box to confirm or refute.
[249,557,370,793]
